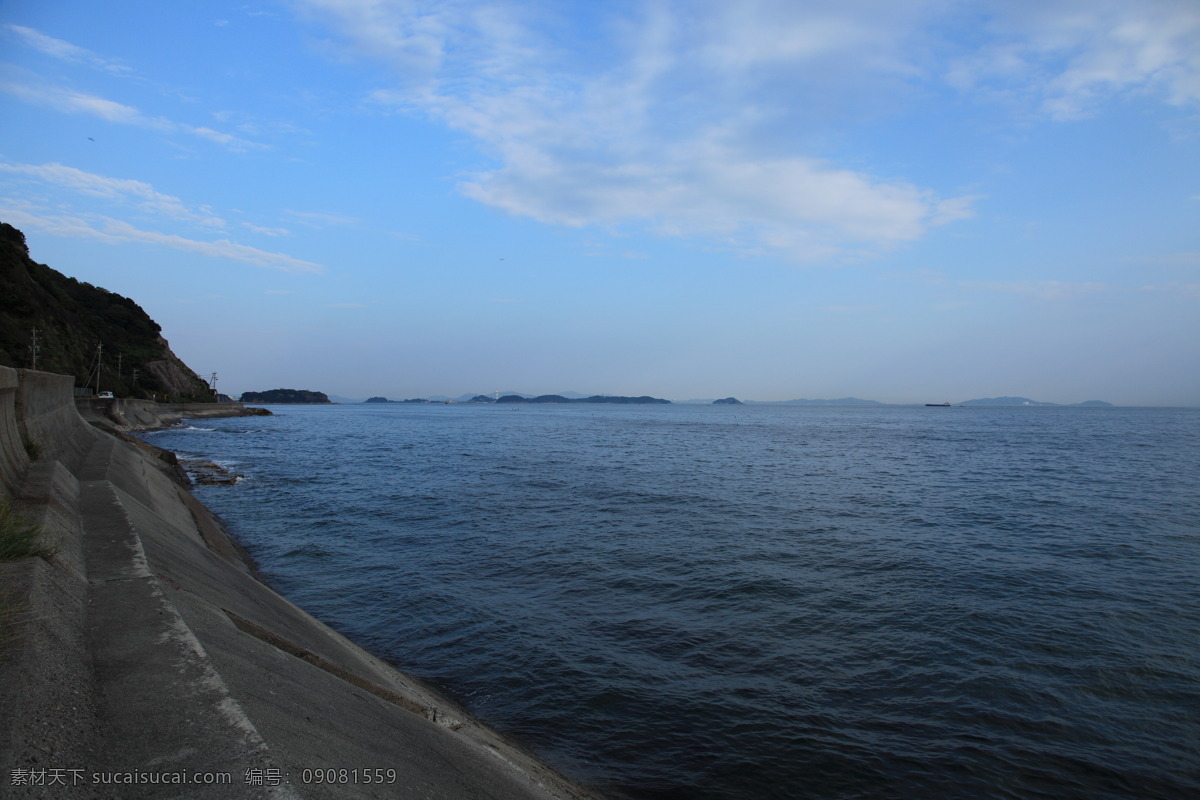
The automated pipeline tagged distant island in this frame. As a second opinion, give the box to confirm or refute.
[358,393,670,404]
[747,397,886,406]
[960,397,1113,407]
[364,396,442,404]
[356,392,1115,407]
[240,389,331,404]
[495,394,670,405]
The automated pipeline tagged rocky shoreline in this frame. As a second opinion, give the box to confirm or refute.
[179,459,245,486]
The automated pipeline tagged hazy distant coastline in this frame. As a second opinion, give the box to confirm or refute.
[743,396,1113,407]
[362,393,671,405]
[347,393,1115,407]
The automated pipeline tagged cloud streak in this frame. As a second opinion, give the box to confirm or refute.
[0,160,324,272]
[0,69,265,152]
[0,161,225,227]
[283,210,362,228]
[0,204,323,273]
[3,23,133,74]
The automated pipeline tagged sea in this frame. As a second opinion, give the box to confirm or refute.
[143,403,1200,800]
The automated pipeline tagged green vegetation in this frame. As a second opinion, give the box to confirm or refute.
[0,500,58,561]
[0,222,215,401]
[241,388,331,404]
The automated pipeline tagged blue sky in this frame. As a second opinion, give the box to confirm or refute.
[1,0,1197,404]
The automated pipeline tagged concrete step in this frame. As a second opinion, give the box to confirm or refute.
[79,437,297,799]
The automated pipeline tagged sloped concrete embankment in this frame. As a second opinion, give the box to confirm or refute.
[75,398,270,432]
[0,366,598,800]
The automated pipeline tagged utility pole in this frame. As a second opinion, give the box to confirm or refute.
[209,372,219,401]
[29,327,39,369]
[117,353,123,379]
[95,342,103,395]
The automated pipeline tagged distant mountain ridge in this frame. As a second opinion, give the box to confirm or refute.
[960,397,1113,407]
[358,392,670,404]
[353,392,1114,407]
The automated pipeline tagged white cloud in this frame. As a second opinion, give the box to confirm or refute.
[0,204,322,273]
[3,23,133,74]
[298,1,1197,260]
[460,144,952,258]
[0,78,142,123]
[0,72,266,151]
[946,0,1200,120]
[0,161,225,227]
[314,0,972,260]
[243,222,291,237]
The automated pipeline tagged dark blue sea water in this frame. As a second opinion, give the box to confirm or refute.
[145,404,1200,799]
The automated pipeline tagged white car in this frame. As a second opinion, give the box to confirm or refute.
[98,391,114,399]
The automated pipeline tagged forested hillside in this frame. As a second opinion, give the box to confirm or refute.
[239,389,330,404]
[0,222,215,401]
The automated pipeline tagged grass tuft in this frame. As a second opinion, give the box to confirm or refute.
[0,500,58,561]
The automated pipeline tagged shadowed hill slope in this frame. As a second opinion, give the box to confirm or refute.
[0,222,214,402]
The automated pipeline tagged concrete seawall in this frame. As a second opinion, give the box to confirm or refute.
[74,397,271,432]
[0,367,600,799]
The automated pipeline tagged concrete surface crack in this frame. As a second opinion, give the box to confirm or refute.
[223,609,462,729]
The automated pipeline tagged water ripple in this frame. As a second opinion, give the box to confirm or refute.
[150,405,1200,799]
